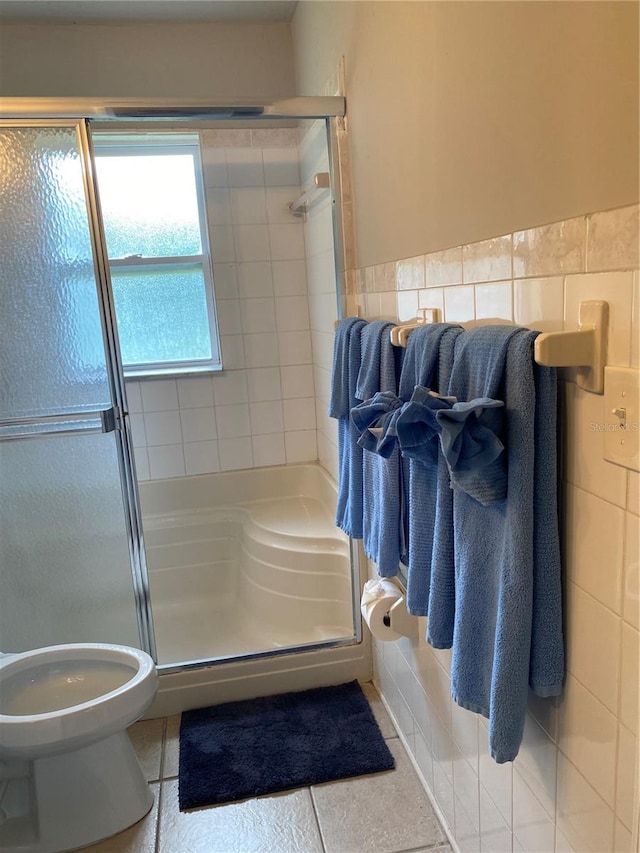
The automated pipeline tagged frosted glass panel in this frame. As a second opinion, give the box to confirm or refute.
[0,121,147,657]
[0,126,110,419]
[0,432,140,652]
[95,153,201,258]
[111,265,212,365]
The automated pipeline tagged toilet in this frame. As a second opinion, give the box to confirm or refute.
[0,643,158,853]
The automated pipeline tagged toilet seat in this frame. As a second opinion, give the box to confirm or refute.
[0,643,158,759]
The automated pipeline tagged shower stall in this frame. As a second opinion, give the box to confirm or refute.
[0,99,368,715]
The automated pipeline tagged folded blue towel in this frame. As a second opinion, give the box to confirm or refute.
[447,326,563,763]
[438,326,520,505]
[351,323,404,577]
[352,391,402,456]
[396,386,454,465]
[437,398,504,470]
[436,397,507,505]
[396,324,460,616]
[427,326,464,647]
[329,318,367,538]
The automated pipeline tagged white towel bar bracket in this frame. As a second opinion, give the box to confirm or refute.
[534,300,609,394]
[390,307,442,346]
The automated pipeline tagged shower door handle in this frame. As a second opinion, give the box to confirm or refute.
[0,407,125,441]
[100,406,124,433]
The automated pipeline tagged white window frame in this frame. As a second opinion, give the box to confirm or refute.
[93,133,221,378]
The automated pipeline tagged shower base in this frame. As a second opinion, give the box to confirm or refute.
[140,464,353,667]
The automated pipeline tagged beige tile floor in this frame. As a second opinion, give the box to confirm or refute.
[83,683,452,853]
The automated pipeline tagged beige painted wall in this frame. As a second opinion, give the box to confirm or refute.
[292,1,640,267]
[0,21,295,100]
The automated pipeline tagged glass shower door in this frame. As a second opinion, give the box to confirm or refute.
[0,121,154,655]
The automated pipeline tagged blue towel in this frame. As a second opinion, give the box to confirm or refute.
[398,324,453,399]
[395,324,460,616]
[436,325,519,505]
[329,318,367,538]
[352,322,403,576]
[396,386,455,465]
[356,321,396,400]
[529,362,564,696]
[329,317,362,419]
[352,391,402,457]
[436,397,507,505]
[426,326,464,648]
[446,326,564,763]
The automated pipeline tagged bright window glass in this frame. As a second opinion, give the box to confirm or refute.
[97,153,202,257]
[94,134,220,375]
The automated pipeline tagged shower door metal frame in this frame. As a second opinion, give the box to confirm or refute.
[0,97,346,121]
[0,98,363,674]
[326,114,364,650]
[82,121,158,662]
[0,118,157,661]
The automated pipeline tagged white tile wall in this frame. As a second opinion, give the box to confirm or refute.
[513,276,564,332]
[463,234,512,284]
[444,285,475,323]
[127,128,323,480]
[564,484,625,613]
[358,204,639,853]
[474,281,513,323]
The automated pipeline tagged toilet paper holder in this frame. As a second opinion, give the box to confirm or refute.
[360,578,419,641]
[383,594,419,639]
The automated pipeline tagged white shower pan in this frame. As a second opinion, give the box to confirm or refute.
[139,464,354,667]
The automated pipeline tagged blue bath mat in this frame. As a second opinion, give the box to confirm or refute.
[178,680,395,810]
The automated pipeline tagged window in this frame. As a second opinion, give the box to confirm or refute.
[94,133,220,376]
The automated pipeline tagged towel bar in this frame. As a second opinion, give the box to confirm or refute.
[390,308,441,346]
[390,300,608,393]
[335,300,609,394]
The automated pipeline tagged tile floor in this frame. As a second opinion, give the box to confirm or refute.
[83,683,452,853]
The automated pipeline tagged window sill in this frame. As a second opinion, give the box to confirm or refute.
[124,364,223,381]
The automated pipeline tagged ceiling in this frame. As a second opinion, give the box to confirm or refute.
[0,0,298,22]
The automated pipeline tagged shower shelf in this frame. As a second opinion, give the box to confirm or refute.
[289,172,330,217]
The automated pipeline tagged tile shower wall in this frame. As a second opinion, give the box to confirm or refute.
[125,128,319,480]
[347,204,639,853]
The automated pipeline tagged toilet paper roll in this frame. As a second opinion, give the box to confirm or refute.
[360,579,403,641]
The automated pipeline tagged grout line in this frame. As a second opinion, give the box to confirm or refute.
[585,214,591,274]
[158,716,168,782]
[564,477,627,513]
[552,730,561,853]
[513,755,558,825]
[565,577,624,625]
[154,777,165,853]
[308,786,328,853]
[612,715,623,837]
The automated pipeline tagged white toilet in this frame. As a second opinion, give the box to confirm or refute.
[0,643,158,853]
